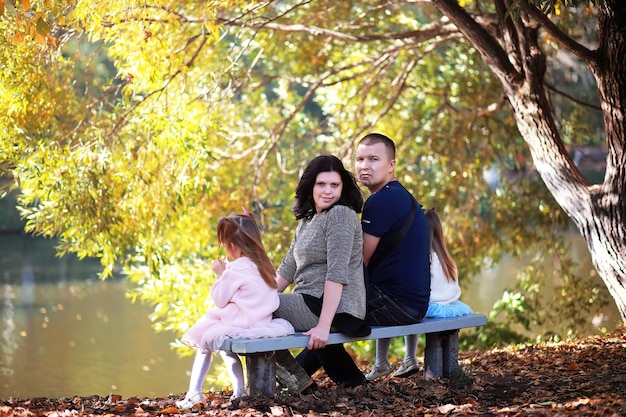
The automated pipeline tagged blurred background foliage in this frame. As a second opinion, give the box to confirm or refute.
[0,0,611,363]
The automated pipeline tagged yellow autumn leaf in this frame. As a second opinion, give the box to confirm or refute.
[157,407,180,414]
[46,35,59,48]
[12,31,25,44]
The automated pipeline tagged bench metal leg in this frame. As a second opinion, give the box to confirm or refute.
[424,330,459,379]
[424,332,443,379]
[244,352,276,397]
[442,330,459,378]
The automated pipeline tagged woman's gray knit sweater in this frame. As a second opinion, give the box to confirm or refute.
[277,204,366,319]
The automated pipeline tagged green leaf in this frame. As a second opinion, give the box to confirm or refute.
[35,17,50,36]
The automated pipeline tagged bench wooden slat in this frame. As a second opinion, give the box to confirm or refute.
[219,313,486,354]
[218,314,486,396]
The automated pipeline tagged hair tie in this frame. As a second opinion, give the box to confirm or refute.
[242,207,252,216]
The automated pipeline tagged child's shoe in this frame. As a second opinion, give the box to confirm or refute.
[365,360,392,380]
[229,390,246,401]
[176,391,205,409]
[393,357,419,377]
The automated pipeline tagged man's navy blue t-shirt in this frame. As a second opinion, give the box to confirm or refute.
[362,180,430,312]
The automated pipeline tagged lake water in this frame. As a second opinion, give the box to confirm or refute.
[0,233,620,400]
[0,236,191,400]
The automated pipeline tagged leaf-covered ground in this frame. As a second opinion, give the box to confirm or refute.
[2,327,625,416]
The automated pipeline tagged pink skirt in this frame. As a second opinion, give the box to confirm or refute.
[180,313,294,354]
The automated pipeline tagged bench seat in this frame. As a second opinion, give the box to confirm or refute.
[218,313,487,396]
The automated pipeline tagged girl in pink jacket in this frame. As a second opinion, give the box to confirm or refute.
[176,212,294,409]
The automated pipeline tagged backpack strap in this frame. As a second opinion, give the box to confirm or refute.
[367,197,417,272]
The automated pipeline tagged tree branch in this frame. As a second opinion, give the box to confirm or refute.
[217,15,459,44]
[545,83,602,111]
[431,0,522,85]
[524,1,598,64]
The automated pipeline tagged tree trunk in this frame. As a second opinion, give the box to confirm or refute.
[431,0,626,321]
[582,1,626,321]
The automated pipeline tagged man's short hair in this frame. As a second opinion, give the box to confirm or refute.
[358,133,396,160]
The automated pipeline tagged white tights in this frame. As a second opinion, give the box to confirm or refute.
[185,350,245,398]
[220,351,245,397]
[375,335,418,365]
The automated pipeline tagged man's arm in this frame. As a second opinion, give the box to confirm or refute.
[362,232,381,267]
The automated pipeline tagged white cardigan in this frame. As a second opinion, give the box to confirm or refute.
[428,252,461,305]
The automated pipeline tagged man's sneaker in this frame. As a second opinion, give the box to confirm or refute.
[393,358,419,378]
[365,360,393,381]
[175,391,205,409]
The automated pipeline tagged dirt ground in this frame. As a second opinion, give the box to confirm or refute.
[2,326,624,416]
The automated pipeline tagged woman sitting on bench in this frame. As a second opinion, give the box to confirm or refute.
[272,155,371,393]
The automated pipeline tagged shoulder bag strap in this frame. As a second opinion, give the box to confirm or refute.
[367,197,417,272]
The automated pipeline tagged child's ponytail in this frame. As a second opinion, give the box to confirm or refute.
[217,213,277,288]
[425,207,457,282]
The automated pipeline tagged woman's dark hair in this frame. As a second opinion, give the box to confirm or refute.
[293,154,363,220]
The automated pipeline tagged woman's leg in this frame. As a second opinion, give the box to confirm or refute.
[295,348,322,376]
[314,344,366,387]
[276,293,364,387]
[220,351,245,398]
[275,293,319,330]
[298,344,367,387]
[273,293,318,391]
[275,349,316,393]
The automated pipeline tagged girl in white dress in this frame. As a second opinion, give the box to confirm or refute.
[176,212,294,408]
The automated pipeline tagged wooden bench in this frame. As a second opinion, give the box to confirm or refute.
[219,313,487,397]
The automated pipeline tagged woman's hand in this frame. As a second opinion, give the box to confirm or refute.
[211,258,227,277]
[304,280,342,350]
[303,324,331,350]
